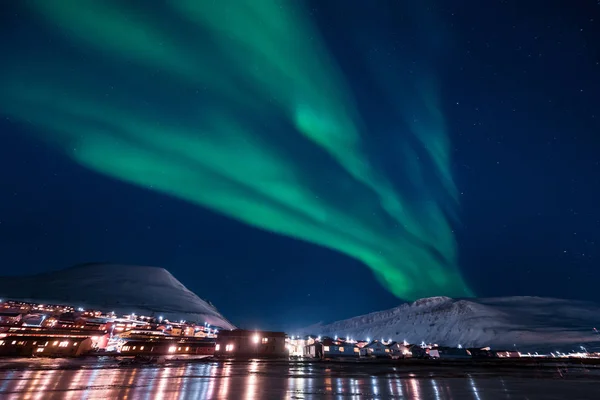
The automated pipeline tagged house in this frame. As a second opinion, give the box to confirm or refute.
[408,344,428,358]
[214,330,287,358]
[305,337,358,359]
[387,341,411,359]
[360,340,391,358]
[467,347,495,358]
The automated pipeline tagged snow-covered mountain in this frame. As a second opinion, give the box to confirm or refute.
[0,263,235,330]
[303,296,600,350]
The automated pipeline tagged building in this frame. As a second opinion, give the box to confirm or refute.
[492,350,521,358]
[119,339,214,356]
[0,334,94,357]
[214,330,287,358]
[0,312,23,325]
[360,340,391,358]
[287,336,308,357]
[408,344,428,358]
[429,347,472,359]
[305,337,359,359]
[387,341,411,359]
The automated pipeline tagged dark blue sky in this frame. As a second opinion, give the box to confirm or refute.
[0,0,598,330]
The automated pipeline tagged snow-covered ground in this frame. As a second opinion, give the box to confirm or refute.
[0,263,235,329]
[302,296,600,350]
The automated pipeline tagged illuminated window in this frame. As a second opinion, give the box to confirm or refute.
[178,347,182,351]
[339,347,344,352]
[215,344,220,351]
[36,348,44,353]
[168,346,176,353]
[140,346,144,350]
[323,346,330,352]
[53,341,58,346]
[261,338,269,344]
[185,347,189,351]
[385,349,390,353]
[59,341,69,348]
[354,348,359,353]
[132,346,136,350]
[225,344,234,352]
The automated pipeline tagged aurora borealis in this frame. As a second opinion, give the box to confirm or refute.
[0,0,473,299]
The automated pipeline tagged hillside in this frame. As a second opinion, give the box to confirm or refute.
[0,263,235,330]
[303,296,600,350]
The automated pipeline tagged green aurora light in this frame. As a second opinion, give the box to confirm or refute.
[1,0,473,300]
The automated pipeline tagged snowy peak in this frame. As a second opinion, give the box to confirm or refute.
[0,263,235,329]
[303,296,600,350]
[410,296,452,308]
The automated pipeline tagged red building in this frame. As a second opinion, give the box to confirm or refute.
[215,330,287,358]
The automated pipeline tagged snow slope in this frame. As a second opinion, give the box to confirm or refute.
[303,296,600,350]
[0,263,235,329]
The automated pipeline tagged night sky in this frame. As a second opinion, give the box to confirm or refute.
[0,1,598,331]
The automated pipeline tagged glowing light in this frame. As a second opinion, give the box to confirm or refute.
[0,0,473,299]
[253,335,259,344]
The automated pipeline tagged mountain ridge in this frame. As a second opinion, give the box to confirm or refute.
[0,263,235,329]
[302,296,600,350]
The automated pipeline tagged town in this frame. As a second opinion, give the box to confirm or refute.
[0,299,598,361]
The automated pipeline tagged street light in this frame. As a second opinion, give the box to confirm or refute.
[253,334,260,344]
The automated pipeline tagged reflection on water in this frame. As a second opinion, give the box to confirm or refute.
[0,360,597,399]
